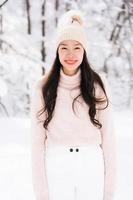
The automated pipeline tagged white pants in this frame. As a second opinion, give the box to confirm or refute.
[45,144,104,200]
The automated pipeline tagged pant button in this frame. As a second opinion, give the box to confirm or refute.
[76,148,79,152]
[70,148,73,152]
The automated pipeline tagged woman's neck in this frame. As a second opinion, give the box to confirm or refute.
[58,67,81,90]
[61,67,80,76]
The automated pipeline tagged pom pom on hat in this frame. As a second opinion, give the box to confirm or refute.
[58,10,84,26]
[71,15,83,25]
[55,10,88,53]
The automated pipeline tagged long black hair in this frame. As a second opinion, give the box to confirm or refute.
[37,50,109,131]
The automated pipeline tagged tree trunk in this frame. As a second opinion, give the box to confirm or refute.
[25,0,31,34]
[55,0,59,26]
[41,0,46,75]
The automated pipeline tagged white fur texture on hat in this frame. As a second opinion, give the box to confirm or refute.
[55,10,88,53]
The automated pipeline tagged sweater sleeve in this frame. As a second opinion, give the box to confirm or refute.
[97,74,117,200]
[30,77,49,200]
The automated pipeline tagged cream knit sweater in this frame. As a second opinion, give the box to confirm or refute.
[30,67,117,200]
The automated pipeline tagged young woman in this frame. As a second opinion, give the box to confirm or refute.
[30,10,117,200]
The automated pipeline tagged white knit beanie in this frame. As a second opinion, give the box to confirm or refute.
[55,10,88,53]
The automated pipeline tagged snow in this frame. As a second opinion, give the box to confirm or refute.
[0,78,7,97]
[0,0,133,199]
[0,111,133,200]
[0,117,34,200]
[0,0,133,117]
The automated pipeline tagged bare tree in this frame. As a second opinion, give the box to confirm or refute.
[25,0,31,34]
[55,0,59,26]
[102,0,133,66]
[41,0,46,75]
[110,4,127,45]
[106,0,133,106]
[110,1,133,47]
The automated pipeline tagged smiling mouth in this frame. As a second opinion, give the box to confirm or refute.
[65,60,78,64]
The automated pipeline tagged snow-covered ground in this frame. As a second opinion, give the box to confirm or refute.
[0,110,133,200]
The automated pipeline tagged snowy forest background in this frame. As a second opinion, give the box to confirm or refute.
[0,0,133,200]
[0,0,133,116]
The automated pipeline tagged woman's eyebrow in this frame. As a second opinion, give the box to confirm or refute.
[60,43,81,46]
[75,43,81,46]
[60,43,67,46]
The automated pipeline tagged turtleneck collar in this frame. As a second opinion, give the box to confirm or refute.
[58,67,81,90]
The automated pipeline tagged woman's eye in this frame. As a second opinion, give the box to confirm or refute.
[61,47,67,50]
[75,47,80,50]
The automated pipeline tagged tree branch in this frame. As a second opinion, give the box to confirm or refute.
[0,0,8,8]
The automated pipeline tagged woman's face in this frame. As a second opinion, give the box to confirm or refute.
[58,40,84,76]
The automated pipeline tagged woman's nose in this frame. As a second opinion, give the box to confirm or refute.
[67,51,75,57]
